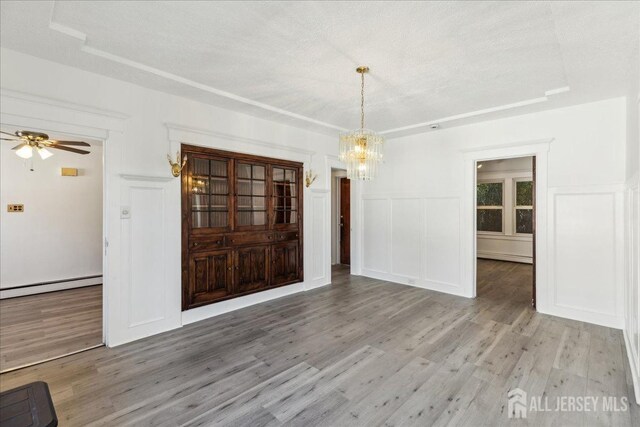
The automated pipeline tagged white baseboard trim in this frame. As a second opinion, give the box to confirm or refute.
[0,276,103,299]
[623,329,640,405]
[477,251,532,264]
[181,278,331,325]
[361,268,467,297]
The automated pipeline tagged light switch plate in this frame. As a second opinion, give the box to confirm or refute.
[120,206,131,219]
[7,204,24,212]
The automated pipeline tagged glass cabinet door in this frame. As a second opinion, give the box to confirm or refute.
[190,157,230,230]
[235,162,267,229]
[272,166,298,227]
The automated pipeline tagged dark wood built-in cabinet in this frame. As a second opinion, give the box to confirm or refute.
[182,144,303,310]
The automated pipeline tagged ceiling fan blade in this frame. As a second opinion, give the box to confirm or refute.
[49,145,90,155]
[11,143,27,150]
[1,137,21,141]
[0,130,18,137]
[48,140,91,147]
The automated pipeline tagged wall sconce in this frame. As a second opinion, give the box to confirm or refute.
[305,170,317,188]
[167,151,187,177]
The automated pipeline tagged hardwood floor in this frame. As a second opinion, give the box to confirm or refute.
[0,286,103,372]
[0,264,637,426]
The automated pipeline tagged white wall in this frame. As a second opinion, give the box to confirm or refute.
[359,97,626,329]
[623,36,640,404]
[0,142,103,291]
[0,48,338,346]
[477,157,533,264]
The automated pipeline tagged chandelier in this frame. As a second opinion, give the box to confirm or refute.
[339,66,384,180]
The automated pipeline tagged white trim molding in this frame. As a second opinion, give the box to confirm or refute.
[463,138,552,303]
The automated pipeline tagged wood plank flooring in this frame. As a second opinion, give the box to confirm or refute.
[0,262,637,426]
[0,286,103,372]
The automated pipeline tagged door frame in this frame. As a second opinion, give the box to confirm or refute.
[325,155,359,278]
[0,89,128,347]
[475,155,536,306]
[339,176,351,265]
[462,139,552,312]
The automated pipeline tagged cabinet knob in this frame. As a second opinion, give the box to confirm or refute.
[228,267,232,271]
[216,240,221,245]
[268,235,272,239]
[193,242,199,247]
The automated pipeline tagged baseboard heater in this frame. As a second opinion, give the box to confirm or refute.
[0,275,102,299]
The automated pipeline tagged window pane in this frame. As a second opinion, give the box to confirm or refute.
[192,158,209,176]
[516,209,533,234]
[210,177,228,195]
[211,160,227,177]
[191,194,209,210]
[253,165,265,180]
[252,181,265,196]
[237,163,251,179]
[192,178,209,194]
[192,211,209,228]
[477,183,503,206]
[237,179,252,195]
[252,211,266,226]
[237,196,251,210]
[477,209,502,232]
[516,181,533,206]
[211,195,226,209]
[252,197,265,209]
[285,169,296,182]
[237,211,251,226]
[273,168,284,181]
[210,211,228,227]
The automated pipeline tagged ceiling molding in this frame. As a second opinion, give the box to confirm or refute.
[47,15,346,134]
[45,12,577,140]
[165,122,316,157]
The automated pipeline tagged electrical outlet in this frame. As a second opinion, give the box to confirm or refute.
[7,204,24,212]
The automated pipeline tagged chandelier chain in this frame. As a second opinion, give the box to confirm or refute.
[360,71,365,130]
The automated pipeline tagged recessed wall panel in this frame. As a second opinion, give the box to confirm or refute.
[554,193,616,316]
[391,198,421,278]
[363,199,389,272]
[129,186,165,326]
[425,198,460,286]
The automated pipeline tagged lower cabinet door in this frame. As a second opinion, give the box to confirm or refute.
[271,242,300,286]
[187,250,233,308]
[234,246,270,293]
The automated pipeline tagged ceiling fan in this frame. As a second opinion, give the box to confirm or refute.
[1,130,91,159]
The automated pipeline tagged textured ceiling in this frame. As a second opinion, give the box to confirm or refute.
[0,1,638,137]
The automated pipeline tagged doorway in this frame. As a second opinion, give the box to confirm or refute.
[0,129,104,373]
[474,156,536,308]
[330,168,350,280]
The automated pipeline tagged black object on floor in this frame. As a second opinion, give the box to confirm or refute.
[0,381,57,427]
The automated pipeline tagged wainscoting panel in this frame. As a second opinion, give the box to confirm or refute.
[424,198,461,288]
[549,187,623,328]
[119,178,181,344]
[624,176,640,403]
[311,191,328,282]
[391,198,421,279]
[362,198,389,272]
[361,195,463,295]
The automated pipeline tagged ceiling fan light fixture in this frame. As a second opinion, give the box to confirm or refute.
[16,145,33,159]
[37,147,53,160]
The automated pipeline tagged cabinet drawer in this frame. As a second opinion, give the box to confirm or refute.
[190,236,225,252]
[274,231,299,242]
[227,231,274,247]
